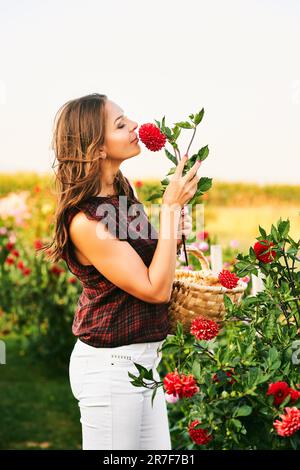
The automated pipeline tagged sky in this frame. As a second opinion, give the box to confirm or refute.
[0,0,300,184]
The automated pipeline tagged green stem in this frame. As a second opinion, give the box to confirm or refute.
[177,147,188,265]
[196,343,219,363]
[186,125,197,156]
[174,147,180,163]
[278,300,291,328]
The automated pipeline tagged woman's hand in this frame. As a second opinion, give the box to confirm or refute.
[162,155,201,209]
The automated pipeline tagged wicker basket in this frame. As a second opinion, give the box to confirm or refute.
[167,245,247,335]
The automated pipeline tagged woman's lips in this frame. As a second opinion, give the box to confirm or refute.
[132,137,139,144]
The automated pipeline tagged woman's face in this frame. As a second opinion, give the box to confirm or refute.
[101,99,141,161]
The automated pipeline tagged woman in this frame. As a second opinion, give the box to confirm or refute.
[43,93,199,450]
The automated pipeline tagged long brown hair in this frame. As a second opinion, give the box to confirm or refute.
[39,93,135,264]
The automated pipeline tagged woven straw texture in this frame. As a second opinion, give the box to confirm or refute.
[167,246,247,335]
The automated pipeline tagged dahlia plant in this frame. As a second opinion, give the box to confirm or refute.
[138,111,212,264]
[129,218,300,449]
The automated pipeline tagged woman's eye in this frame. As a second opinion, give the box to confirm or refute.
[118,124,125,128]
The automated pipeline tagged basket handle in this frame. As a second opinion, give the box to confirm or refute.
[185,245,210,270]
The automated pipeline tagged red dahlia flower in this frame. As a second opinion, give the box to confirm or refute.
[253,239,276,263]
[190,316,219,341]
[11,249,20,257]
[180,374,200,398]
[274,407,300,437]
[50,265,65,276]
[218,269,239,289]
[267,381,300,406]
[138,123,166,151]
[188,420,213,445]
[267,381,290,406]
[288,388,300,402]
[163,371,199,399]
[22,267,31,276]
[5,242,15,251]
[34,240,43,250]
[17,260,25,270]
[163,371,183,397]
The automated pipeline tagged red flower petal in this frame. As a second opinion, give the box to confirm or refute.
[274,407,300,437]
[218,269,239,289]
[253,239,276,264]
[188,420,213,445]
[190,316,219,341]
[138,123,166,151]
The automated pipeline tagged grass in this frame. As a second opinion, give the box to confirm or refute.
[0,335,81,450]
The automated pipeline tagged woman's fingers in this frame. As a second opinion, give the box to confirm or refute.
[182,160,201,184]
[173,154,188,179]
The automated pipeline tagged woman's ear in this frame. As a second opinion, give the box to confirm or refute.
[98,151,106,159]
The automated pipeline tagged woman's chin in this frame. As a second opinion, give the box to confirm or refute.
[130,146,142,157]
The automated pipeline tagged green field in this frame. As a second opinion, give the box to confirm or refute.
[0,335,81,450]
[204,204,300,252]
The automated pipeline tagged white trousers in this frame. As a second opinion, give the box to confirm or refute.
[69,338,172,450]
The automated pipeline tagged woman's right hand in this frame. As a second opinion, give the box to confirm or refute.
[162,154,201,209]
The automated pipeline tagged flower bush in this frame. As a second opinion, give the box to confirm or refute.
[129,217,300,450]
[0,221,81,368]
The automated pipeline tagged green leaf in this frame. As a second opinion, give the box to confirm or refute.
[176,321,184,337]
[249,246,257,261]
[172,125,181,141]
[286,247,298,256]
[264,312,276,339]
[132,362,149,376]
[164,148,178,166]
[271,224,279,243]
[233,405,252,417]
[223,294,233,311]
[258,225,267,238]
[198,177,213,193]
[166,167,176,176]
[191,359,201,380]
[268,346,279,364]
[174,121,193,129]
[128,371,139,381]
[230,418,242,430]
[151,387,158,409]
[277,219,290,238]
[146,193,162,202]
[197,145,209,162]
[194,108,204,125]
[164,127,172,139]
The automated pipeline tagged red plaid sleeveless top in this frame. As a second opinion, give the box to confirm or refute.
[62,178,170,347]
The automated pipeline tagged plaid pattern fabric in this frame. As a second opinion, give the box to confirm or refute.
[62,178,170,347]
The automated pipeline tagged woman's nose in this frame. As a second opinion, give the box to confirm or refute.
[131,120,138,131]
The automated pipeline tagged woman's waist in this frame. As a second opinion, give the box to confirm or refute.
[71,337,165,367]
